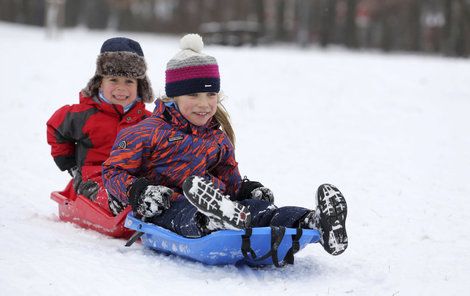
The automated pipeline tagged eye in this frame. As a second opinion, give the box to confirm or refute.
[126,79,135,84]
[188,93,198,97]
[109,78,117,83]
[207,92,217,97]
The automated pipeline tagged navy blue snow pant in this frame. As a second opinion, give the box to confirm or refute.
[150,198,311,238]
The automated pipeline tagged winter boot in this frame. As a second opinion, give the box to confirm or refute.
[182,176,251,230]
[302,184,348,255]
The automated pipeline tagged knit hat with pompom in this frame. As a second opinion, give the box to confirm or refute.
[165,34,220,97]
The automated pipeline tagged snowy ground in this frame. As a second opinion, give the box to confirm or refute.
[1,22,469,295]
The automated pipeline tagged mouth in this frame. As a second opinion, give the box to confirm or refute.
[194,112,209,116]
[112,94,130,101]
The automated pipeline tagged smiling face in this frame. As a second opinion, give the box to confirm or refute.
[100,76,138,107]
[174,92,218,126]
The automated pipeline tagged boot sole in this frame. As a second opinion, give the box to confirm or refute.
[182,176,251,230]
[317,184,348,255]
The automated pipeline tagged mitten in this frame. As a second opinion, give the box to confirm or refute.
[129,185,172,218]
[78,180,100,200]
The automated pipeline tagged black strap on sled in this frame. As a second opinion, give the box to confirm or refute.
[125,217,146,247]
[241,228,257,259]
[284,228,303,265]
[268,226,286,267]
[125,231,144,247]
[241,226,303,268]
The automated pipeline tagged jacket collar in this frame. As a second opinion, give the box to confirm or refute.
[79,92,147,118]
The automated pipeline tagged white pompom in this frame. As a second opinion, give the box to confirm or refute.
[179,34,204,53]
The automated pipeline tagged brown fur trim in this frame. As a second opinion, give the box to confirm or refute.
[81,75,102,98]
[138,76,155,103]
[97,51,147,78]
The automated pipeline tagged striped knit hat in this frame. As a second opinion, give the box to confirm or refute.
[165,34,220,98]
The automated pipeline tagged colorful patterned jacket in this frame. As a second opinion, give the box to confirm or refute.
[46,93,151,180]
[102,99,242,206]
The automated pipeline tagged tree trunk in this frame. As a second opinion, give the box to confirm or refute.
[455,0,469,56]
[254,0,266,37]
[408,0,422,52]
[85,0,109,29]
[441,0,453,55]
[275,0,286,41]
[345,0,358,48]
[320,0,336,47]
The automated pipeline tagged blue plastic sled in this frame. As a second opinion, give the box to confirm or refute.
[124,214,321,266]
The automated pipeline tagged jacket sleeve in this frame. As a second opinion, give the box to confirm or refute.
[208,138,243,201]
[102,123,155,205]
[46,105,77,171]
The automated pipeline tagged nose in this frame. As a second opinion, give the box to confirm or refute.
[196,94,211,107]
[115,81,127,91]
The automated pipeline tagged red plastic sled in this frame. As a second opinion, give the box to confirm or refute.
[50,180,133,238]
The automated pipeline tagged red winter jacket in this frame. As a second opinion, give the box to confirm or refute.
[102,99,242,206]
[47,93,151,180]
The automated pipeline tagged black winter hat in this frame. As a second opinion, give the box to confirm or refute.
[100,37,144,56]
[82,37,154,103]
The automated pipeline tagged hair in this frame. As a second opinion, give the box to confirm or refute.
[160,93,236,146]
[214,94,236,146]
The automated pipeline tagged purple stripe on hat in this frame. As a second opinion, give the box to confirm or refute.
[165,64,219,83]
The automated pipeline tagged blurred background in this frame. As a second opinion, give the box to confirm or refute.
[1,0,469,57]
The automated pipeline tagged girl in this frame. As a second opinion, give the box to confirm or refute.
[47,37,153,213]
[102,34,348,255]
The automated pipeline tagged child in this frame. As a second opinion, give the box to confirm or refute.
[47,37,153,213]
[102,34,348,255]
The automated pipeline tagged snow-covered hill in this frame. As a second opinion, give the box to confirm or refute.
[1,22,469,295]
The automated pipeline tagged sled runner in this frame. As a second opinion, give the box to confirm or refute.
[50,180,134,238]
[124,213,321,266]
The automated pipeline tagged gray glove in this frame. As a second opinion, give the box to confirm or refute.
[68,166,82,191]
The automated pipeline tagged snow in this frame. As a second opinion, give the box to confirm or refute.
[1,21,470,295]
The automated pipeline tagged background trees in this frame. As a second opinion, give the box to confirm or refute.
[1,0,468,57]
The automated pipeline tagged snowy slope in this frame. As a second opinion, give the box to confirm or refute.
[1,22,469,295]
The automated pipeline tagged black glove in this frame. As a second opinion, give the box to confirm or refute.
[129,183,172,218]
[237,177,274,203]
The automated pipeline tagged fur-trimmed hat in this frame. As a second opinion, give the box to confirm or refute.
[165,34,220,98]
[82,37,154,103]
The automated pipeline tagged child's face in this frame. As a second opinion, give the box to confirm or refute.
[174,92,218,126]
[100,76,138,107]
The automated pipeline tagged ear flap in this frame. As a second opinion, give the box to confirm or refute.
[81,75,102,98]
[138,76,155,103]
